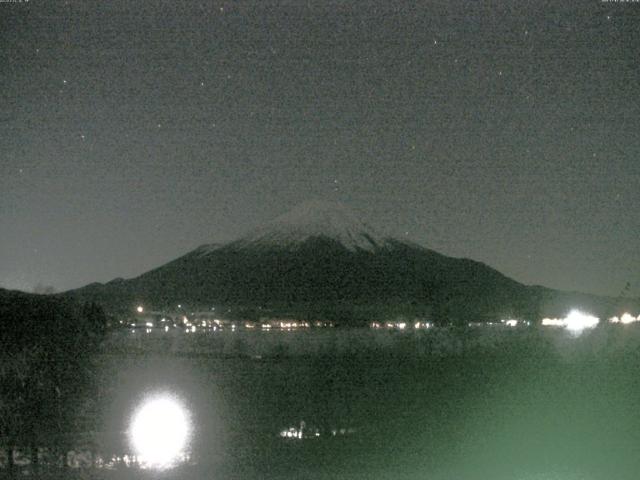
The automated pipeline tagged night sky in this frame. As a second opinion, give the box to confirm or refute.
[1,1,638,297]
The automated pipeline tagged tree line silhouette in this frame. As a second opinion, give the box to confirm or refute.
[0,289,107,477]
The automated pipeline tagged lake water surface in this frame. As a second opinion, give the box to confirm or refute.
[9,326,640,480]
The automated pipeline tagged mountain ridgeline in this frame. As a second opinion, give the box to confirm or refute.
[67,201,636,325]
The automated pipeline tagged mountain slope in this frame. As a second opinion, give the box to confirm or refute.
[66,201,635,324]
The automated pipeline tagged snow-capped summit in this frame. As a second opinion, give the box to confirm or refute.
[233,200,391,251]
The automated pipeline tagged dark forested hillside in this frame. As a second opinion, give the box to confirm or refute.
[0,288,108,474]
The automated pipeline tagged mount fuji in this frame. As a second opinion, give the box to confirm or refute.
[67,200,630,324]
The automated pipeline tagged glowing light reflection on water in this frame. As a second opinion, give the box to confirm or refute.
[128,392,192,470]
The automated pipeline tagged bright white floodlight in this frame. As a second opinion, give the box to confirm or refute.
[564,310,599,334]
[620,313,637,324]
[129,394,191,469]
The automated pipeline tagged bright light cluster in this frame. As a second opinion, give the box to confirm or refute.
[541,310,600,333]
[541,317,565,327]
[370,321,432,330]
[280,427,305,439]
[564,310,599,333]
[129,394,191,470]
[609,313,640,325]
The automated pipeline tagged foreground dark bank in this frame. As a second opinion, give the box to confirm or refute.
[3,324,640,480]
[0,288,108,478]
